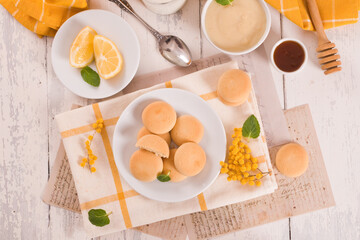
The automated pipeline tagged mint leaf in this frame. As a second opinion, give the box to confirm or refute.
[81,66,100,87]
[242,115,260,139]
[157,171,171,182]
[215,0,234,6]
[88,209,112,227]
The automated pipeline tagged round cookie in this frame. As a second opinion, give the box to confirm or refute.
[136,134,170,158]
[217,69,252,106]
[275,143,309,178]
[142,101,177,134]
[137,126,171,146]
[217,94,243,106]
[163,149,187,182]
[170,115,204,146]
[129,149,163,182]
[174,142,206,176]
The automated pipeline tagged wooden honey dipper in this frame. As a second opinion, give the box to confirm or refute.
[306,0,342,74]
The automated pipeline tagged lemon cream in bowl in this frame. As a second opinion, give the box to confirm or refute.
[202,0,271,55]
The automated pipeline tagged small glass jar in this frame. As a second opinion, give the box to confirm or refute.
[142,0,187,15]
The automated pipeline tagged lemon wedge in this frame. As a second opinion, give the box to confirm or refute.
[69,26,97,68]
[93,35,124,80]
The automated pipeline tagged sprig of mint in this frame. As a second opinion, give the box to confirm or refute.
[157,171,171,182]
[88,209,112,227]
[242,114,260,139]
[81,66,100,87]
[215,0,234,6]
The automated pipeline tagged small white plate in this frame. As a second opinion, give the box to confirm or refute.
[113,88,226,203]
[51,10,140,99]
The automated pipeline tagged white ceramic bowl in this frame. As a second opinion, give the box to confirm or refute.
[142,0,187,15]
[270,38,308,74]
[112,88,227,203]
[52,10,140,99]
[201,0,271,55]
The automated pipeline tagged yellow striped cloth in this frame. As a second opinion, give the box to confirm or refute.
[0,0,87,37]
[1,0,358,36]
[266,0,360,30]
[55,61,277,238]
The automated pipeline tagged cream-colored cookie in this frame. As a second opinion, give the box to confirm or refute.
[136,134,170,158]
[170,115,204,146]
[137,126,171,146]
[142,101,177,134]
[129,149,163,182]
[217,94,243,106]
[217,69,252,106]
[174,142,206,176]
[163,149,187,182]
[276,143,309,178]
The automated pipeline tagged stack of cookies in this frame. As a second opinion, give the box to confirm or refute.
[130,101,207,182]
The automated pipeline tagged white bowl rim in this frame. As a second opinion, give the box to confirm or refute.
[201,0,271,56]
[270,38,308,75]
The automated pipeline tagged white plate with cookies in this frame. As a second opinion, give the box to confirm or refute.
[113,88,226,202]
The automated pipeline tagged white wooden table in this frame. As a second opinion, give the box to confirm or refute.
[1,0,360,239]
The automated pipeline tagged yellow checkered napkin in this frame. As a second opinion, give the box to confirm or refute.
[0,0,87,37]
[266,0,360,30]
[55,61,277,238]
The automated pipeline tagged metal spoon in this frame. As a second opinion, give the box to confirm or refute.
[109,0,192,67]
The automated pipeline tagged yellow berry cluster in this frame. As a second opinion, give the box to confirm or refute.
[219,128,268,187]
[80,118,104,173]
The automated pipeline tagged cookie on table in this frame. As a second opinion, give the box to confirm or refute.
[174,142,206,176]
[137,126,171,146]
[136,134,170,158]
[276,143,309,177]
[129,149,163,182]
[163,149,187,182]
[142,101,177,134]
[217,69,252,106]
[170,115,204,146]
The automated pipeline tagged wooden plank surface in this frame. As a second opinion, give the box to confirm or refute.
[0,0,359,239]
[0,8,49,239]
[281,12,360,240]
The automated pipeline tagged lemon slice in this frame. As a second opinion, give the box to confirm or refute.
[69,26,97,68]
[93,35,124,80]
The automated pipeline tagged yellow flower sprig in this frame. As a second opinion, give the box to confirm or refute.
[219,128,270,187]
[80,118,104,173]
